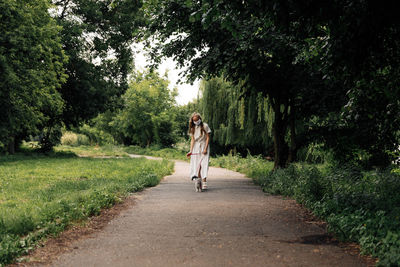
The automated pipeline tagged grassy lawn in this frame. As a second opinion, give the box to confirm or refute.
[0,152,173,265]
[123,145,188,161]
[55,144,189,161]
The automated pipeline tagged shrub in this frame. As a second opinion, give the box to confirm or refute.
[214,154,400,265]
[79,124,115,145]
[39,125,63,152]
[296,142,333,164]
[61,132,78,146]
[260,163,400,265]
[60,132,91,146]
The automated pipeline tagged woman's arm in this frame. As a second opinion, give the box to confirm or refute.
[187,135,195,158]
[203,132,210,154]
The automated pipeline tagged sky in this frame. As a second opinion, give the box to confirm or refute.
[132,44,200,106]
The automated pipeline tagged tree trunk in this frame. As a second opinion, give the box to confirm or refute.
[272,101,288,169]
[287,107,296,164]
[8,136,15,154]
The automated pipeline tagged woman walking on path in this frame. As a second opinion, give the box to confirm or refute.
[187,112,211,190]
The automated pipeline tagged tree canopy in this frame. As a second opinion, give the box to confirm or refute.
[51,0,144,126]
[1,0,145,153]
[91,70,178,147]
[0,0,67,152]
[142,0,400,168]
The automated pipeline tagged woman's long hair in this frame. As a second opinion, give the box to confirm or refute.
[189,112,206,136]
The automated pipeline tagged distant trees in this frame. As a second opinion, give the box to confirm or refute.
[86,70,179,148]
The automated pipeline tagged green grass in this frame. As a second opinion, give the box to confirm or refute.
[55,144,189,161]
[0,152,173,265]
[210,153,275,180]
[123,145,188,161]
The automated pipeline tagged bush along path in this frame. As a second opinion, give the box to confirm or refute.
[212,154,398,266]
[28,157,371,267]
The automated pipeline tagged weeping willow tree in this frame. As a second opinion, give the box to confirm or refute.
[199,77,275,156]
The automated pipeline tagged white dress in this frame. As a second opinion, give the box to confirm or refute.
[189,123,211,179]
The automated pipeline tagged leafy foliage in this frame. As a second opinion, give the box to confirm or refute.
[142,0,308,168]
[216,154,400,265]
[142,0,400,168]
[60,131,91,146]
[51,0,144,126]
[0,0,67,153]
[110,70,178,147]
[199,77,273,155]
[83,70,179,148]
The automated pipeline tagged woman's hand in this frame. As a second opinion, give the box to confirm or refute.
[186,152,192,158]
[202,150,207,155]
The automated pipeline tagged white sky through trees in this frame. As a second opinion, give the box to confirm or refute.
[132,43,200,106]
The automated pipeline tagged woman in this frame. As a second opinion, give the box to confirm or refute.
[187,112,211,190]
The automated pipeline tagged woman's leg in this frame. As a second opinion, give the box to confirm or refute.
[198,166,207,182]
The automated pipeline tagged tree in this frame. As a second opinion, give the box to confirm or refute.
[142,0,314,168]
[51,0,144,126]
[199,77,273,156]
[173,98,202,140]
[0,0,67,153]
[288,0,400,167]
[143,0,400,168]
[110,70,177,147]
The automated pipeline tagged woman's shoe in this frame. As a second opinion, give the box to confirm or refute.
[202,182,207,190]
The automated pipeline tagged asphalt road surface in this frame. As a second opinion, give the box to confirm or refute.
[44,159,368,267]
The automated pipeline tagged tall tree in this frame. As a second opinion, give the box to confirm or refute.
[0,0,67,153]
[143,0,400,168]
[199,77,273,156]
[51,0,144,126]
[288,0,400,167]
[110,70,177,147]
[142,0,313,168]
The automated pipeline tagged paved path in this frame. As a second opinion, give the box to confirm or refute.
[48,158,367,267]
